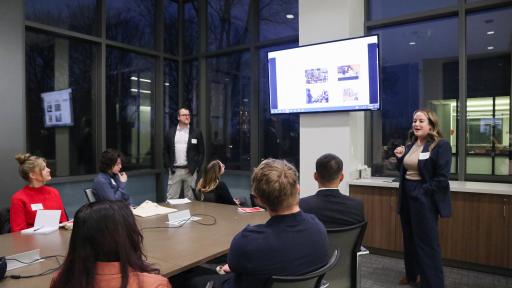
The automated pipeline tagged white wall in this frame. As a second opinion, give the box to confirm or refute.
[299,0,365,196]
[0,0,25,205]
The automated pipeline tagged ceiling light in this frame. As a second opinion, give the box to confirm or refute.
[409,42,416,45]
[486,31,495,35]
[130,76,151,83]
[487,46,494,50]
[130,88,152,94]
[285,14,294,19]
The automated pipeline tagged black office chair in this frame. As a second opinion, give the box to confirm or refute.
[270,249,340,288]
[323,221,368,288]
[0,207,10,234]
[84,188,96,203]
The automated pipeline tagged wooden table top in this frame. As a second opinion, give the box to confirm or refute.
[0,201,269,287]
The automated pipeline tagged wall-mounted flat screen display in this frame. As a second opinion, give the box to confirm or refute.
[268,35,380,114]
[41,88,74,127]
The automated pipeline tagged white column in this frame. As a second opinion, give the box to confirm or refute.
[299,0,365,196]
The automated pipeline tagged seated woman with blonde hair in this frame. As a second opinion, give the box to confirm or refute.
[50,201,171,288]
[10,153,68,232]
[197,160,241,206]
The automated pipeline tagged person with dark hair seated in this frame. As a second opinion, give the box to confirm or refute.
[300,153,365,228]
[197,160,241,206]
[10,153,68,232]
[189,159,329,288]
[92,149,130,203]
[50,201,171,288]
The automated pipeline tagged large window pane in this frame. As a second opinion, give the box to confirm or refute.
[466,8,511,177]
[26,31,97,176]
[184,1,199,56]
[259,0,298,41]
[183,60,199,124]
[369,17,458,177]
[164,60,178,133]
[164,0,179,55]
[208,0,250,51]
[107,0,155,49]
[26,0,98,36]
[207,53,251,170]
[259,44,300,170]
[106,48,155,170]
[369,0,456,21]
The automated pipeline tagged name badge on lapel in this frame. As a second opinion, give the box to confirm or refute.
[419,152,430,160]
[191,138,197,144]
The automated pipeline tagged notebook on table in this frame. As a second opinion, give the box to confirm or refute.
[21,210,61,234]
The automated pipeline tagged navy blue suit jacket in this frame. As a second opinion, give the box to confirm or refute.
[300,189,365,228]
[397,139,452,218]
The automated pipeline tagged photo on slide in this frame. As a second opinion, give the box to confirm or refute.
[337,64,360,81]
[342,87,359,102]
[305,86,329,104]
[305,68,328,84]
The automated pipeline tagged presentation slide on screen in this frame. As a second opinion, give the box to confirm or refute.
[268,36,379,114]
[41,88,73,127]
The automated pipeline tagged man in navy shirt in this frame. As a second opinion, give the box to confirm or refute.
[191,159,329,288]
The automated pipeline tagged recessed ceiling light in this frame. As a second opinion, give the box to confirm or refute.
[487,31,495,35]
[409,42,416,45]
[285,14,295,19]
[487,46,494,50]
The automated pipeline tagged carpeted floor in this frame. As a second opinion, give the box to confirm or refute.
[359,254,512,288]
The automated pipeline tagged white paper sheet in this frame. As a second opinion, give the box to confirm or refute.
[132,200,177,217]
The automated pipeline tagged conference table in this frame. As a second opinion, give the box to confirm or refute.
[0,201,269,288]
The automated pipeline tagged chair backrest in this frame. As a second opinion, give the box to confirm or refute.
[324,221,368,288]
[270,249,340,288]
[84,188,96,203]
[0,207,10,234]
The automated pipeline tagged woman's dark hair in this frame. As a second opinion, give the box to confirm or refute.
[99,149,124,173]
[50,201,158,288]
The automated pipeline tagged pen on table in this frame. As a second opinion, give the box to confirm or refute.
[33,226,43,232]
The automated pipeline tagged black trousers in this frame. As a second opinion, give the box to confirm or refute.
[400,179,445,288]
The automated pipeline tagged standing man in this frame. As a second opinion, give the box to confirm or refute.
[300,153,365,228]
[165,108,204,200]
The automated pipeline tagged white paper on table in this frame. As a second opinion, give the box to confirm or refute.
[132,200,177,217]
[167,198,192,205]
[21,210,61,234]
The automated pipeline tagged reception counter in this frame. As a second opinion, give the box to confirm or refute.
[348,178,512,271]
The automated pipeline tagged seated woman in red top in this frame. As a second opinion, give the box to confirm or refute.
[10,153,68,232]
[51,201,171,288]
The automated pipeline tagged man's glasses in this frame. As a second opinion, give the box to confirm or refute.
[179,114,190,117]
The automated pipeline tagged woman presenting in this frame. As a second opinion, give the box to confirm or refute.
[394,109,452,288]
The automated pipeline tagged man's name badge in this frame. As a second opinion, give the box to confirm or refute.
[419,152,430,160]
